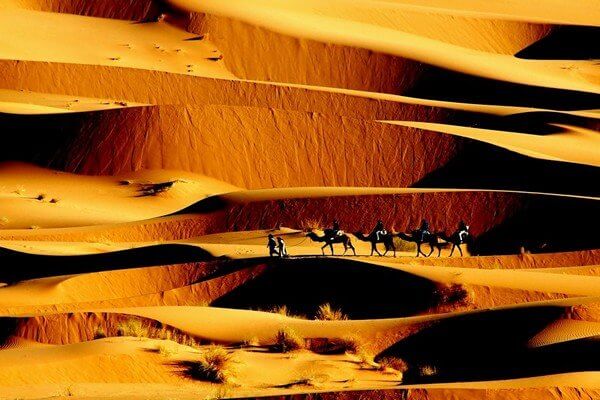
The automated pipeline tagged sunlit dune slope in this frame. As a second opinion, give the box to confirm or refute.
[171,0,600,93]
[0,162,238,228]
[0,8,234,79]
[0,89,146,115]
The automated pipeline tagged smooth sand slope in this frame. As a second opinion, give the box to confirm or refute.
[0,162,238,229]
[171,0,600,93]
[0,8,234,79]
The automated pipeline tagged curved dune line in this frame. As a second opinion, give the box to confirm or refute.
[170,0,599,93]
[0,89,147,115]
[528,319,600,348]
[196,0,600,27]
[0,8,235,79]
[4,295,597,343]
[356,259,600,296]
[245,79,600,119]
[381,120,600,167]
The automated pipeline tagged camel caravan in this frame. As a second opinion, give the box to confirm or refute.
[303,219,472,258]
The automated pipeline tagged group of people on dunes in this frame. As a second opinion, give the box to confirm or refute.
[304,219,472,258]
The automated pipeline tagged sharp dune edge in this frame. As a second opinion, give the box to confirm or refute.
[0,1,599,399]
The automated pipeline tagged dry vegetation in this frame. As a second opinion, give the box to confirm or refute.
[273,328,305,353]
[180,346,236,383]
[315,303,348,321]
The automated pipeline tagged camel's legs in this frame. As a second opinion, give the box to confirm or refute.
[321,243,327,255]
[457,245,463,257]
[449,244,455,257]
[329,243,335,255]
[437,246,442,257]
[426,243,435,257]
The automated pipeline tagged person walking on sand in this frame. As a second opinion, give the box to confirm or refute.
[277,237,288,257]
[267,234,278,257]
[416,219,430,242]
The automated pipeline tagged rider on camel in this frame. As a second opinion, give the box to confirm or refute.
[457,221,470,243]
[374,219,387,241]
[417,219,430,242]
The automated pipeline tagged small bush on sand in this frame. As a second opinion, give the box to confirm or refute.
[315,303,348,321]
[432,284,473,308]
[269,305,305,319]
[36,193,46,201]
[300,218,322,231]
[157,341,179,357]
[117,318,147,338]
[94,326,106,339]
[310,335,362,355]
[181,346,235,383]
[419,364,438,377]
[272,328,304,353]
[377,357,409,374]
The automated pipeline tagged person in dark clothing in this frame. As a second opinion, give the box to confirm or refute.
[277,237,288,257]
[417,219,430,242]
[267,234,278,257]
[374,219,387,241]
[457,221,470,243]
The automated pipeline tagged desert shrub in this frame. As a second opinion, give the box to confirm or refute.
[432,284,473,307]
[36,194,46,201]
[268,305,306,319]
[309,335,361,354]
[117,318,147,338]
[94,326,106,339]
[157,341,179,357]
[272,328,304,353]
[49,198,59,203]
[300,218,323,231]
[392,236,417,253]
[419,364,438,377]
[315,303,348,321]
[181,346,235,383]
[377,357,409,373]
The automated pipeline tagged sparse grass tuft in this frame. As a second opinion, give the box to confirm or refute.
[432,284,473,308]
[157,341,179,357]
[419,364,438,377]
[268,305,306,319]
[310,335,362,355]
[181,346,235,383]
[273,328,304,353]
[315,303,348,321]
[117,317,147,338]
[94,326,106,339]
[377,357,409,374]
[300,218,322,231]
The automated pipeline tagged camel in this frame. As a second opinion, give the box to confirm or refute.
[396,231,442,257]
[306,230,356,256]
[437,231,473,257]
[353,231,396,257]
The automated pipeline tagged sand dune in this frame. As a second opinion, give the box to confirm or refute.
[381,120,600,167]
[0,8,234,79]
[171,0,599,93]
[0,0,598,398]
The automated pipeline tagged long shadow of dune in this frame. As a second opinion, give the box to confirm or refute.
[447,110,599,136]
[408,65,600,110]
[0,244,219,282]
[473,196,600,255]
[516,26,600,60]
[212,257,440,319]
[413,139,600,198]
[378,305,600,383]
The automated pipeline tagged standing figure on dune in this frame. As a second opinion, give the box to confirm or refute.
[374,219,388,241]
[267,234,279,257]
[277,237,288,257]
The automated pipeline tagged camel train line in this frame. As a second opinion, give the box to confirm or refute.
[304,220,472,258]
